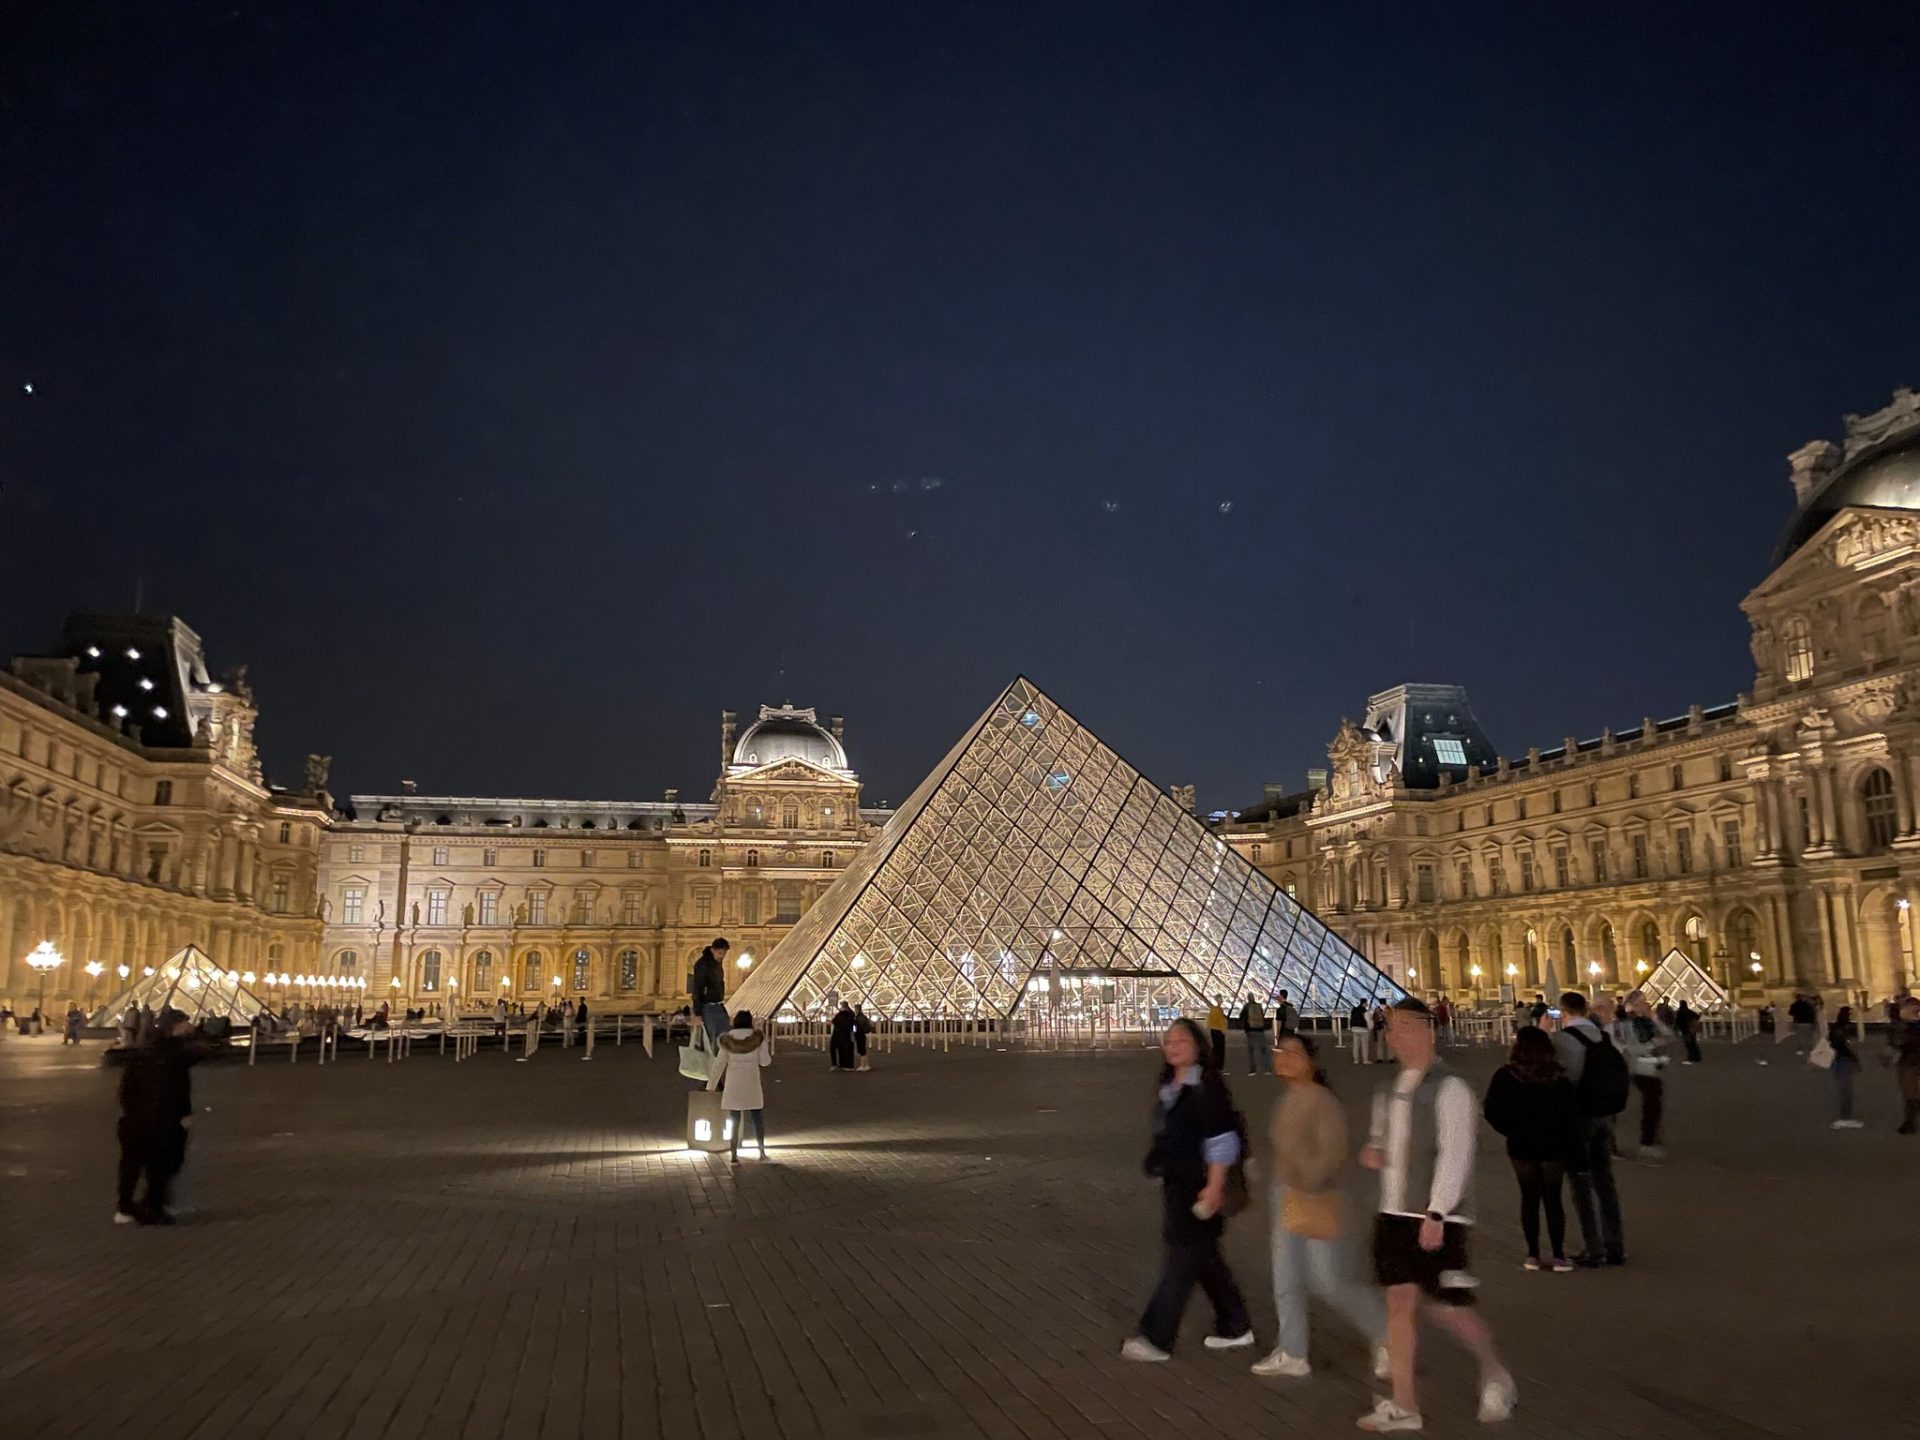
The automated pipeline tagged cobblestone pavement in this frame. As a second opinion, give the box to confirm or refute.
[1,1028,1913,1440]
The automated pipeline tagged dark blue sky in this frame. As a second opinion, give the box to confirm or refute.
[4,2,1919,809]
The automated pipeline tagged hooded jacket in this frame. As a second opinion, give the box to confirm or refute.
[706,1027,771,1110]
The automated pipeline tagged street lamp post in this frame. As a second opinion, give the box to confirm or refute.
[84,960,105,1011]
[25,941,64,1023]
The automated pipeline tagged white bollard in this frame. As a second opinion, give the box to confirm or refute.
[583,1021,595,1061]
[644,1014,655,1057]
[615,1015,623,1047]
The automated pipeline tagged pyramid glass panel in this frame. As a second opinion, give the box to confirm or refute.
[89,944,274,1029]
[1642,948,1730,1011]
[730,678,1406,1025]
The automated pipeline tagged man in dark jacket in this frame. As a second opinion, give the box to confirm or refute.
[115,1008,199,1226]
[690,939,731,1046]
[829,1003,858,1071]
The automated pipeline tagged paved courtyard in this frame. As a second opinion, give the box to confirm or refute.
[1,1028,1913,1440]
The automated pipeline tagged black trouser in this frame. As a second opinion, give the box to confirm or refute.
[1509,1158,1567,1259]
[1138,1197,1249,1351]
[117,1119,186,1217]
[1568,1117,1624,1260]
[829,1036,855,1069]
[1209,1029,1226,1071]
[1682,1028,1702,1063]
[1633,1076,1665,1147]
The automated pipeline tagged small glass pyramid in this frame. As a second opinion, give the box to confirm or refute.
[732,678,1405,1024]
[90,944,272,1028]
[1641,948,1729,1012]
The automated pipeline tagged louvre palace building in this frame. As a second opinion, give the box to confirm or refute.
[6,391,1920,1014]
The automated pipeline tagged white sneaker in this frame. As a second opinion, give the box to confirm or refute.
[1120,1336,1171,1363]
[1478,1371,1517,1422]
[1833,1119,1865,1129]
[1356,1398,1423,1432]
[1250,1349,1311,1377]
[112,1211,135,1226]
[1372,1344,1391,1379]
[1203,1330,1255,1350]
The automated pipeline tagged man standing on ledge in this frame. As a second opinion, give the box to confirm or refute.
[691,938,731,1047]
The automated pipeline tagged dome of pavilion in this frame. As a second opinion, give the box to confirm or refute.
[731,705,848,772]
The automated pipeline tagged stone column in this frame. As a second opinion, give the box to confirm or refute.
[1825,767,1848,853]
[1753,780,1777,859]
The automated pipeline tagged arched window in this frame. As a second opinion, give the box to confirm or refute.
[1485,930,1503,979]
[571,948,591,992]
[1639,920,1659,963]
[1859,594,1892,660]
[1862,767,1899,851]
[1452,932,1470,989]
[1682,915,1704,962]
[618,949,639,991]
[1729,910,1761,981]
[820,851,834,869]
[775,884,802,923]
[1782,615,1813,682]
[473,949,493,989]
[1420,932,1441,989]
[746,850,759,869]
[420,949,442,992]
[335,948,357,973]
[1523,928,1539,986]
[523,950,543,992]
[1560,926,1576,978]
[782,802,799,829]
[1599,922,1618,982]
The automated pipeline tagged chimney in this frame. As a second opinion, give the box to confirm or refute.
[1306,768,1328,792]
[720,710,737,769]
[401,778,417,794]
[1787,440,1840,505]
[830,714,845,743]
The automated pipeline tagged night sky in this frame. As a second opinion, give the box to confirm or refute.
[5,3,1920,811]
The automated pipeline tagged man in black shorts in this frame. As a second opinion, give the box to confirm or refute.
[1356,998,1515,1433]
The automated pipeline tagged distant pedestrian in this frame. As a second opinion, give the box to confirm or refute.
[115,1008,199,1226]
[575,998,590,1044]
[1528,993,1549,1026]
[829,1003,857,1071]
[1206,999,1229,1071]
[1432,995,1454,1048]
[1370,998,1390,1063]
[1357,998,1515,1431]
[1249,1032,1386,1380]
[1273,989,1299,1035]
[1821,1006,1863,1129]
[1121,1018,1252,1362]
[853,1003,874,1071]
[1551,991,1628,1267]
[1757,1002,1777,1042]
[1891,997,1920,1135]
[1239,994,1272,1076]
[1616,990,1672,1160]
[63,1003,85,1045]
[118,1003,138,1049]
[1349,1000,1373,1064]
[705,1009,771,1163]
[1675,1000,1703,1064]
[1481,1027,1578,1271]
[690,938,731,1046]
[1785,993,1816,1050]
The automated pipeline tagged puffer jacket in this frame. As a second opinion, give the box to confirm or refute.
[706,1027,772,1110]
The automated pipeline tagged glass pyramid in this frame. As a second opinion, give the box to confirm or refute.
[1642,948,1729,1012]
[90,944,272,1028]
[732,677,1405,1024]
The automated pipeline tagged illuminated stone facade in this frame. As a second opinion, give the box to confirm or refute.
[1216,392,1920,1007]
[0,616,327,1011]
[313,706,891,1009]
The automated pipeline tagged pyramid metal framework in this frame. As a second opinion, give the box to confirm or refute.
[1642,947,1729,1012]
[89,944,272,1028]
[731,678,1405,1022]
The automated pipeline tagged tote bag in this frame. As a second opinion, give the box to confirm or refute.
[679,1023,713,1081]
[1807,1036,1836,1070]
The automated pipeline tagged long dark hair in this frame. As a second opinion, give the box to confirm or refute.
[1158,1016,1217,1084]
[1276,1030,1329,1087]
[1507,1024,1564,1083]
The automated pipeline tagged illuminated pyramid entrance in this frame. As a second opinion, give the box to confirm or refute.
[732,678,1403,1028]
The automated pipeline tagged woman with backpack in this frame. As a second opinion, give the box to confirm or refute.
[1250,1032,1388,1380]
[1122,1017,1253,1362]
[1482,1027,1580,1271]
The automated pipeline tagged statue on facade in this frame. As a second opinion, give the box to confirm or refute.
[1749,623,1774,675]
[303,754,333,796]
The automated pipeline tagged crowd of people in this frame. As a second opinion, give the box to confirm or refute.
[1123,985,1920,1431]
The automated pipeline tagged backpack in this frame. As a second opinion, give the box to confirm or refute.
[1570,1027,1631,1117]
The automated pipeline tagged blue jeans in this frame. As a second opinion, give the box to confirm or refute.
[701,1003,729,1046]
[1269,1185,1386,1359]
[1245,1028,1272,1075]
[1830,1058,1858,1120]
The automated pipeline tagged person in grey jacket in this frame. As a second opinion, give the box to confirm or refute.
[1550,992,1626,1266]
[1614,990,1673,1160]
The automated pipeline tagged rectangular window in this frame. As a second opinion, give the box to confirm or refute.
[1488,857,1506,896]
[1553,849,1571,888]
[1589,839,1607,884]
[146,842,168,883]
[524,953,543,991]
[432,847,448,867]
[1675,829,1693,875]
[342,886,364,925]
[1518,797,1528,820]
[743,889,761,925]
[775,885,801,923]
[483,848,498,867]
[1722,819,1743,867]
[1251,844,1263,862]
[581,849,594,868]
[694,890,713,925]
[532,849,546,868]
[270,873,290,913]
[1520,851,1536,892]
[1285,882,1298,899]
[478,891,499,925]
[1797,794,1811,846]
[627,850,642,868]
[527,892,548,924]
[1415,864,1436,903]
[622,892,644,925]
[619,950,638,991]
[1631,834,1649,879]
[279,822,292,845]
[574,892,595,923]
[1432,738,1467,766]
[154,779,173,805]
[1670,764,1683,791]
[427,889,448,926]
[348,843,365,864]
[1455,862,1473,899]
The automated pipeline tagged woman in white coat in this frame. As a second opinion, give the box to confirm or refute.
[705,1009,772,1162]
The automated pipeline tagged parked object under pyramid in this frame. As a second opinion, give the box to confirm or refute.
[730,677,1404,1024]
